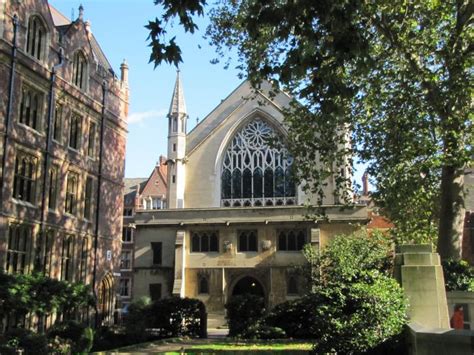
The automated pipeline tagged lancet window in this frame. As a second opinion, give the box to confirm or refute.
[221,119,296,207]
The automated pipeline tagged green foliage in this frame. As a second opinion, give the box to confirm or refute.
[0,328,49,355]
[240,324,286,340]
[442,259,474,292]
[0,270,95,328]
[124,297,206,340]
[47,320,94,354]
[148,0,473,259]
[225,294,265,337]
[266,231,408,353]
[146,297,206,338]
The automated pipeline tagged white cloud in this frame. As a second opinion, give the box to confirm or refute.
[127,109,167,124]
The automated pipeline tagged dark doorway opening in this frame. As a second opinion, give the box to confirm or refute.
[231,276,264,297]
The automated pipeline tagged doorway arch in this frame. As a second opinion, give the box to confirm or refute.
[231,276,265,298]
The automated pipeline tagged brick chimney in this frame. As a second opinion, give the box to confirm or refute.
[362,171,369,196]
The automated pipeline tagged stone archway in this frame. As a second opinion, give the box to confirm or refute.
[97,273,115,325]
[231,276,265,298]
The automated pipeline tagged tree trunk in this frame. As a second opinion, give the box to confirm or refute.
[437,165,465,260]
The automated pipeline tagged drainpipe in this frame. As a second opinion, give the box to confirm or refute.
[0,14,19,205]
[92,80,107,327]
[36,49,64,270]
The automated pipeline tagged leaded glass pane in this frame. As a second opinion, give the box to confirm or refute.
[221,119,296,206]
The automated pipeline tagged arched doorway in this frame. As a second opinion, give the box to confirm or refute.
[97,273,114,325]
[231,276,265,297]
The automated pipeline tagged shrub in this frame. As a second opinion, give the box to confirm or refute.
[0,328,49,355]
[225,294,265,337]
[146,297,206,337]
[442,259,474,292]
[124,297,150,342]
[48,320,94,354]
[91,327,131,352]
[265,296,321,339]
[301,230,408,353]
[241,324,286,339]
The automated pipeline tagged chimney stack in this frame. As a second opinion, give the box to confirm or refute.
[362,171,369,196]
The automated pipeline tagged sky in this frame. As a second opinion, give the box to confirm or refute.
[49,1,366,187]
[50,0,243,178]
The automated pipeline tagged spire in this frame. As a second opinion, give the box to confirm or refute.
[168,69,187,118]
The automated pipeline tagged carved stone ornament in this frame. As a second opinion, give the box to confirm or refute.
[223,240,232,252]
[261,239,272,251]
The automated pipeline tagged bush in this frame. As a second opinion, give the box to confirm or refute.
[91,326,132,352]
[225,294,265,337]
[123,296,206,340]
[48,320,94,354]
[300,230,408,353]
[442,259,474,292]
[265,296,321,339]
[241,324,286,339]
[0,328,49,355]
[146,297,206,338]
[124,297,151,342]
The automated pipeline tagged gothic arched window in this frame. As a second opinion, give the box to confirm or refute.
[72,51,87,90]
[26,16,47,61]
[221,119,296,207]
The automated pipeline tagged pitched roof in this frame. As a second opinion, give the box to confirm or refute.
[48,4,114,73]
[123,178,147,206]
[186,80,292,154]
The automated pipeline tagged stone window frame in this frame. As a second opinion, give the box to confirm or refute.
[122,227,133,243]
[65,171,79,215]
[237,229,258,252]
[25,15,48,62]
[48,164,59,210]
[12,151,38,204]
[60,235,75,282]
[120,250,132,271]
[52,103,63,143]
[18,85,44,132]
[68,113,82,151]
[87,120,97,158]
[277,229,308,252]
[151,242,162,265]
[83,175,94,220]
[5,224,32,274]
[190,231,219,253]
[198,276,210,295]
[42,229,55,277]
[79,237,89,283]
[72,50,88,91]
[119,278,131,298]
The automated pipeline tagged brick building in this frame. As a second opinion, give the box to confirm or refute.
[0,1,128,328]
[121,158,167,307]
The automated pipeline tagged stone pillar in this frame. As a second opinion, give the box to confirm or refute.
[172,230,185,297]
[394,244,450,329]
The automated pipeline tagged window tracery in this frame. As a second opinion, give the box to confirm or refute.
[221,119,296,207]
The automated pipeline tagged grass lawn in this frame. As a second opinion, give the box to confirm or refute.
[187,341,312,351]
[103,338,313,354]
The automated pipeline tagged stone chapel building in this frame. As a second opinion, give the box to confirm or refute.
[128,72,367,314]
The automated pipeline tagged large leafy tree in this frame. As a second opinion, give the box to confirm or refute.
[147,0,473,259]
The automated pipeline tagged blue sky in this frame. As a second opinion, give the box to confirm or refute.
[49,1,366,188]
[50,0,242,178]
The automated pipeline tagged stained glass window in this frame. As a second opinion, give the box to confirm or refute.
[221,119,296,207]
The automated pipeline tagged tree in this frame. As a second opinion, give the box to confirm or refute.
[265,230,407,353]
[147,0,473,259]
